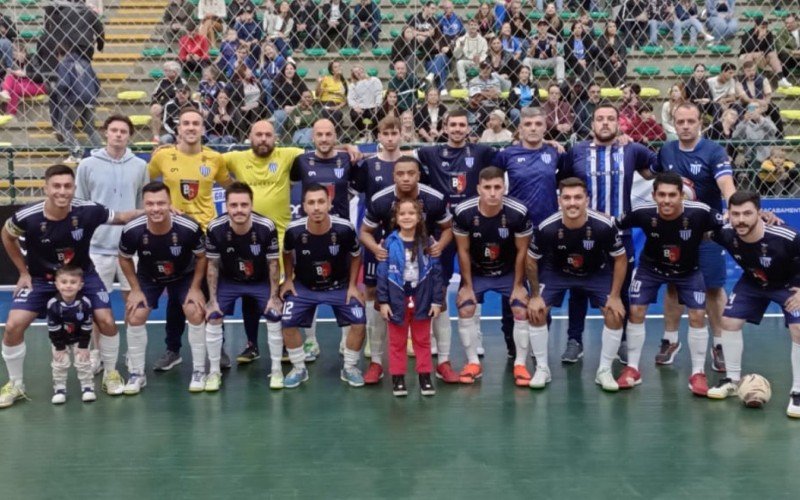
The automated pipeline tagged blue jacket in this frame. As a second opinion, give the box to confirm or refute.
[376,231,444,325]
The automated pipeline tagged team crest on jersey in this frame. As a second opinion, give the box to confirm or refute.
[199,165,211,177]
[170,232,181,256]
[651,218,658,228]
[498,214,508,239]
[760,244,771,267]
[269,162,278,174]
[40,221,47,233]
[181,180,200,200]
[334,167,345,179]
[250,244,261,255]
[664,245,681,263]
[142,233,149,246]
[613,150,624,165]
[583,239,594,250]
[75,311,84,321]
[97,291,109,304]
[451,173,467,194]
[689,162,702,176]
[568,254,584,269]
[465,157,475,169]
[351,305,364,319]
[329,232,340,256]
[69,216,83,241]
[541,152,551,165]
[694,291,706,305]
[679,218,691,240]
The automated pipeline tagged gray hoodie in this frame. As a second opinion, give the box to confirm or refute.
[75,148,148,255]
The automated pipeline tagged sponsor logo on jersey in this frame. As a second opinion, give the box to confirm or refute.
[325,183,336,200]
[57,248,75,263]
[315,261,332,278]
[663,245,680,263]
[568,254,584,269]
[157,261,175,276]
[485,243,500,261]
[239,259,254,277]
[181,180,200,200]
[451,173,467,194]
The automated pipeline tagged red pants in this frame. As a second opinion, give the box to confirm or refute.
[2,75,47,116]
[387,298,432,376]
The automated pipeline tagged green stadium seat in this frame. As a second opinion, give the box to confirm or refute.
[17,0,38,5]
[671,65,694,76]
[708,45,732,55]
[590,11,609,20]
[210,48,220,57]
[453,0,470,5]
[142,47,167,58]
[382,13,395,21]
[390,29,400,38]
[774,10,790,19]
[466,12,475,20]
[391,0,410,5]
[20,29,42,39]
[252,0,264,5]
[533,68,554,77]
[404,13,413,22]
[708,65,721,75]
[466,67,479,78]
[562,28,571,37]
[296,67,309,77]
[366,67,379,77]
[559,11,578,20]
[527,12,543,20]
[318,68,329,76]
[372,47,392,56]
[592,27,602,37]
[18,14,41,22]
[641,45,664,55]
[742,10,763,20]
[634,66,660,76]
[780,110,800,121]
[674,45,698,55]
[150,69,165,79]
[339,48,361,56]
[304,48,328,57]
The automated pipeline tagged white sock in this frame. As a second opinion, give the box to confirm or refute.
[205,323,223,374]
[267,321,283,372]
[340,326,349,351]
[433,312,451,364]
[99,333,119,374]
[791,342,800,393]
[599,326,623,370]
[187,322,207,372]
[664,330,679,344]
[305,314,317,342]
[2,342,25,385]
[370,309,386,366]
[458,317,480,364]
[475,304,483,346]
[366,300,376,353]
[513,319,530,366]
[288,346,306,370]
[125,324,147,374]
[343,348,359,369]
[719,329,743,382]
[688,326,709,375]
[626,322,646,370]
[528,325,549,369]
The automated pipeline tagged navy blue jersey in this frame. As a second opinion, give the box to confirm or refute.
[5,199,114,280]
[119,214,205,284]
[206,212,280,283]
[47,294,93,350]
[653,139,732,211]
[713,224,800,289]
[353,156,397,202]
[415,144,497,209]
[290,151,359,219]
[557,141,657,218]
[616,201,724,275]
[362,184,452,237]
[284,216,361,291]
[529,210,625,277]
[494,144,560,225]
[452,196,533,277]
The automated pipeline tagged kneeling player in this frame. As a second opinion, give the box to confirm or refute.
[280,184,367,388]
[615,172,724,394]
[526,178,627,391]
[118,182,209,394]
[706,191,800,418]
[205,183,284,391]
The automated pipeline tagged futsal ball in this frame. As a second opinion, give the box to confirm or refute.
[737,374,772,408]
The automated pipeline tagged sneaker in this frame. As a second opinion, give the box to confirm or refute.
[655,340,682,365]
[189,371,207,393]
[419,373,436,396]
[0,382,27,408]
[406,337,415,357]
[341,366,365,387]
[440,88,449,96]
[63,155,81,165]
[689,372,709,396]
[787,392,800,418]
[204,372,222,392]
[52,387,67,405]
[81,387,97,402]
[595,367,619,392]
[616,366,642,389]
[513,365,532,387]
[711,344,726,373]
[236,344,260,364]
[123,372,147,395]
[303,339,320,362]
[392,375,408,397]
[424,72,435,83]
[616,341,628,365]
[153,350,182,371]
[284,367,309,388]
[703,33,715,42]
[778,77,793,88]
[102,370,125,396]
[0,90,11,102]
[220,348,231,370]
[90,349,103,375]
[528,366,552,389]
[363,362,384,384]
[269,370,284,390]
[707,377,738,399]
[458,363,482,384]
[561,339,584,363]
[281,347,290,363]
[436,361,460,384]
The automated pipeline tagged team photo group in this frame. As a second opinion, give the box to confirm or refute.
[2,101,800,419]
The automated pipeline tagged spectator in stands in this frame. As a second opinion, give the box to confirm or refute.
[740,17,793,89]
[421,28,452,95]
[409,2,437,43]
[479,109,513,143]
[348,65,383,140]
[56,0,105,62]
[263,0,294,57]
[484,35,518,90]
[290,0,318,49]
[619,82,643,125]
[574,82,601,139]
[0,42,47,116]
[707,61,742,119]
[388,60,423,112]
[737,59,784,137]
[523,19,566,84]
[400,109,419,143]
[415,87,448,142]
[473,2,497,37]
[205,88,242,145]
[542,2,564,40]
[216,28,241,77]
[179,20,211,75]
[316,60,348,131]
[321,0,351,50]
[52,46,102,158]
[596,21,627,86]
[733,102,779,165]
[705,0,737,42]
[623,103,666,143]
[468,60,503,130]
[455,19,489,89]
[258,41,285,112]
[229,63,265,134]
[287,89,321,143]
[674,0,714,47]
[536,0,563,13]
[508,65,540,126]
[617,0,649,50]
[776,14,800,75]
[351,0,381,49]
[234,5,264,58]
[150,61,188,142]
[685,63,714,118]
[564,21,596,84]
[160,84,202,144]
[707,107,739,159]
[228,0,255,26]
[541,82,574,141]
[505,1,529,40]
[377,88,401,123]
[758,146,798,195]
[392,26,419,73]
[647,1,675,47]
[271,61,309,140]
[661,82,686,140]
[439,1,465,45]
[198,0,227,45]
[198,65,225,115]
[0,11,16,77]
[498,22,522,60]
[163,0,196,46]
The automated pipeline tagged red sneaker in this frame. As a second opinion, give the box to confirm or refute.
[688,372,709,396]
[435,361,460,384]
[513,365,532,387]
[363,362,384,385]
[458,363,483,384]
[616,366,642,389]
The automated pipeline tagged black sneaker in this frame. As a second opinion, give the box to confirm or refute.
[561,339,584,363]
[711,344,726,372]
[655,340,682,365]
[220,348,231,370]
[153,350,182,371]
[616,341,628,366]
[419,373,436,396]
[392,375,408,397]
[236,344,260,364]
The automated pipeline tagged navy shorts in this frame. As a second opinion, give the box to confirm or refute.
[139,274,194,310]
[459,272,526,308]
[11,271,111,316]
[629,265,707,309]
[698,240,726,289]
[217,279,279,321]
[540,266,612,309]
[281,282,367,328]
[363,248,379,287]
[724,279,800,326]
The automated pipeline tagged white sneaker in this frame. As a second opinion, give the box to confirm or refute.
[440,89,449,96]
[0,90,10,102]
[123,372,147,395]
[704,33,715,42]
[528,366,552,389]
[90,349,102,375]
[63,155,81,165]
[81,387,97,402]
[425,72,435,83]
[204,372,222,392]
[778,77,793,89]
[52,387,67,405]
[595,368,619,392]
[102,370,125,396]
[269,370,284,390]
[788,392,800,418]
[189,371,207,393]
[707,377,737,399]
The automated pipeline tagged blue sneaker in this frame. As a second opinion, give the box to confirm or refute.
[340,367,365,387]
[284,368,309,389]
